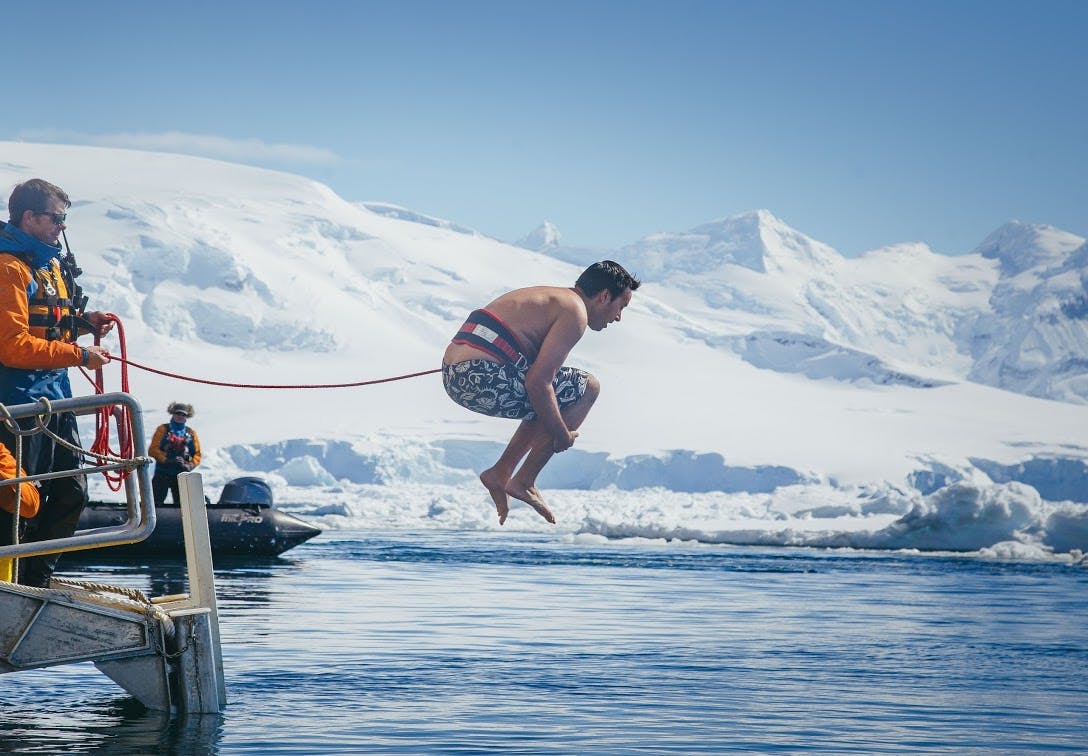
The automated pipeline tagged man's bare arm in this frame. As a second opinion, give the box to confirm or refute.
[524,301,587,451]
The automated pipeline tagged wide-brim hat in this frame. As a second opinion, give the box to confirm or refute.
[167,402,194,418]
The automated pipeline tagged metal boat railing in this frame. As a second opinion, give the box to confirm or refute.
[0,392,155,564]
[0,391,225,713]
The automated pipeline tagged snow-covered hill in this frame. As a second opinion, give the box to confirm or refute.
[2,141,1086,559]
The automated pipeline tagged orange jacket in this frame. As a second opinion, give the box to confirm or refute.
[0,254,84,370]
[149,423,202,471]
[0,441,40,517]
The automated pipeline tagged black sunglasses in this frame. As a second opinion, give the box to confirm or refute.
[35,211,67,225]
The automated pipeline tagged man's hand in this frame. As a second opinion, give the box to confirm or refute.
[83,345,111,370]
[86,311,114,338]
[552,430,578,453]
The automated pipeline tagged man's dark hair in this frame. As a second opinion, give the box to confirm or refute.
[575,260,641,298]
[8,179,71,227]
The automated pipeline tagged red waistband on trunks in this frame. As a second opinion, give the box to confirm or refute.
[452,308,527,366]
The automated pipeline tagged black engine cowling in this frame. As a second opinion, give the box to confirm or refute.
[217,476,274,508]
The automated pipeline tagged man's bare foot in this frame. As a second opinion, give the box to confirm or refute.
[505,481,556,524]
[480,468,510,525]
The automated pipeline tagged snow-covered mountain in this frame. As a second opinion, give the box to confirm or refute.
[524,210,1088,402]
[516,220,562,251]
[2,141,1086,559]
[968,222,1088,403]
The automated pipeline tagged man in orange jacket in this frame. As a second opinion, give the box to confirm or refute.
[0,179,111,586]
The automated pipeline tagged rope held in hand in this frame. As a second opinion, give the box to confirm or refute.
[114,356,441,390]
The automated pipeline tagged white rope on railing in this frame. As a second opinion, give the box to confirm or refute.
[0,396,149,581]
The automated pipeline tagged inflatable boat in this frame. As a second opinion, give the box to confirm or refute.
[78,476,322,557]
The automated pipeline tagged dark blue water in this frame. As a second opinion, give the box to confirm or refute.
[2,531,1086,754]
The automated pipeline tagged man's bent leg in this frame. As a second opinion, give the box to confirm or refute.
[507,374,600,523]
[480,418,538,525]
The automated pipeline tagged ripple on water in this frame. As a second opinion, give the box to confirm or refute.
[2,531,1086,754]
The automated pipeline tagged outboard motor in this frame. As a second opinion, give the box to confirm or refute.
[79,475,320,556]
[217,476,274,509]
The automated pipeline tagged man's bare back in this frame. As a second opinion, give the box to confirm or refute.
[442,285,588,367]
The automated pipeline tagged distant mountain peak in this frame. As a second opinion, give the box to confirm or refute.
[730,208,779,225]
[622,209,839,279]
[972,220,1085,276]
[517,220,562,251]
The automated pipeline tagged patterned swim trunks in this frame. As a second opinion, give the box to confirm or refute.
[442,359,590,420]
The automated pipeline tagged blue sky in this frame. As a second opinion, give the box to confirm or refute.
[5,1,1086,255]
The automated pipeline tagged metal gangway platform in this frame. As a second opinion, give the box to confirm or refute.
[0,393,226,714]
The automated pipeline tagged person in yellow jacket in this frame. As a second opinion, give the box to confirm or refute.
[148,402,202,505]
[0,178,112,587]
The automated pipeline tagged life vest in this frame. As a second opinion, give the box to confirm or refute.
[26,257,92,343]
[150,422,201,476]
[159,425,196,459]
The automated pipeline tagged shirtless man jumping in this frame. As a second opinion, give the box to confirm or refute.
[442,260,640,525]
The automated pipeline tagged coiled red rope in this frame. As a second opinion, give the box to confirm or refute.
[81,314,133,491]
[77,313,441,489]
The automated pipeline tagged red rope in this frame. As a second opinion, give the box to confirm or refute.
[76,314,441,488]
[115,357,441,389]
[82,314,133,491]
